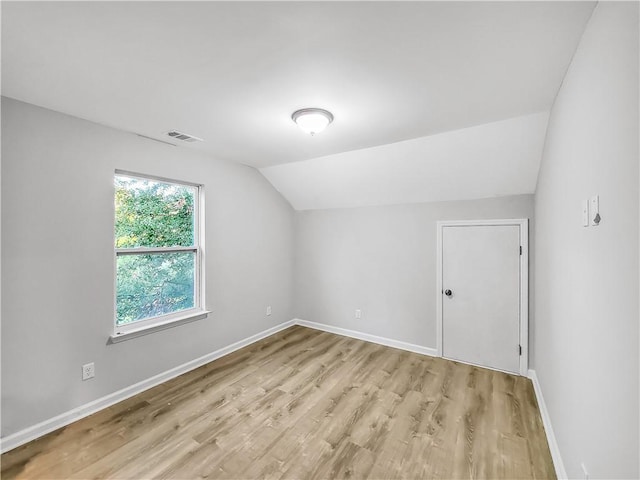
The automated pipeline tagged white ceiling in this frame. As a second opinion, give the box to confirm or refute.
[3,1,594,172]
[262,112,549,210]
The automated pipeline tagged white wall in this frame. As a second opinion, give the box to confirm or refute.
[295,195,534,351]
[533,3,639,478]
[1,98,295,437]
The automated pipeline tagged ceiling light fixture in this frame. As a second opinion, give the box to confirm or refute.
[291,108,334,136]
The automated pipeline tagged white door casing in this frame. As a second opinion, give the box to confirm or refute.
[436,219,529,376]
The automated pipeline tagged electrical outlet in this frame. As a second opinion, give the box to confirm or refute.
[355,309,362,319]
[581,462,589,480]
[82,362,95,381]
[266,306,272,316]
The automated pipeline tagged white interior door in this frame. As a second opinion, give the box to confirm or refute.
[442,224,521,374]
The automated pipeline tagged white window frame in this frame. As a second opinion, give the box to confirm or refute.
[110,170,208,343]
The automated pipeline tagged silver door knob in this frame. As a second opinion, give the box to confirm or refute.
[444,289,452,297]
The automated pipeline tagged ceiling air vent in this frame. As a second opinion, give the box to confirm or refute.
[166,130,203,143]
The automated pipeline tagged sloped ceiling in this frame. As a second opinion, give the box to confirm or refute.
[2,2,594,209]
[261,112,549,210]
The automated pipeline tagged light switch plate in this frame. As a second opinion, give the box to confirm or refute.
[582,199,589,227]
[590,195,600,226]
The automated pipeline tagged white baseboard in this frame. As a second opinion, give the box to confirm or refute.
[0,319,296,454]
[294,318,438,357]
[528,369,567,479]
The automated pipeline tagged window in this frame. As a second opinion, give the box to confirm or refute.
[113,171,205,339]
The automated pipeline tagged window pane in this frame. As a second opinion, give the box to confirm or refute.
[116,252,195,325]
[115,175,195,248]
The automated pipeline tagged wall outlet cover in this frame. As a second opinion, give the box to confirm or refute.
[82,363,95,381]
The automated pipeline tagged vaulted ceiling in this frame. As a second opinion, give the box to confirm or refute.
[263,112,549,210]
[2,1,595,209]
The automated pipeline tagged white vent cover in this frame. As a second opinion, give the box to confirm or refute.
[166,130,203,143]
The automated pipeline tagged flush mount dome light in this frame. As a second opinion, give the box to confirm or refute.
[291,108,334,135]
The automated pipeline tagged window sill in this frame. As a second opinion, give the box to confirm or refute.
[108,310,211,344]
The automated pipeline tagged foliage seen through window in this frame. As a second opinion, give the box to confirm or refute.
[115,174,199,326]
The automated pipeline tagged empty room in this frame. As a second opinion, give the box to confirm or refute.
[1,1,638,479]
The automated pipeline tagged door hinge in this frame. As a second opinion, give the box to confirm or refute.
[519,344,522,356]
[519,246,522,255]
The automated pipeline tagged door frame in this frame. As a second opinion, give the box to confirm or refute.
[436,219,529,376]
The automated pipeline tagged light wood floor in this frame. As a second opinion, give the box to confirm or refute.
[1,326,555,479]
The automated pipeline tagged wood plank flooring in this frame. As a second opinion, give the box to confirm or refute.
[1,326,556,479]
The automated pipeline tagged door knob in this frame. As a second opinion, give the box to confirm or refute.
[444,289,452,297]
